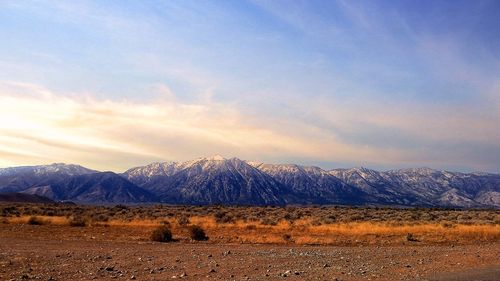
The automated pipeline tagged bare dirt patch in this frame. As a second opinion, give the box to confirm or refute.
[1,204,499,280]
[0,224,499,281]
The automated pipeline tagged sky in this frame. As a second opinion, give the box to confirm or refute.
[0,0,499,173]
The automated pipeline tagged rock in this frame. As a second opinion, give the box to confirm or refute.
[130,275,136,280]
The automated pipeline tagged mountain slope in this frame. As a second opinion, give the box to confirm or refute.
[331,167,500,207]
[133,156,291,205]
[123,162,179,187]
[329,167,426,206]
[0,192,54,203]
[23,172,155,203]
[0,164,155,203]
[251,163,373,204]
[384,168,500,207]
[0,163,97,193]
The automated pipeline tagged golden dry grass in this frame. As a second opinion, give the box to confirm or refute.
[2,204,499,245]
[183,217,500,245]
[9,215,498,245]
[9,215,71,225]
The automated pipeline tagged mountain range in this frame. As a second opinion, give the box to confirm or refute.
[0,157,498,208]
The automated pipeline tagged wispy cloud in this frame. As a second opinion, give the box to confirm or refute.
[0,82,330,170]
[1,82,498,172]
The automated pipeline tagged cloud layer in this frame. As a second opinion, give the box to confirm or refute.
[0,81,498,172]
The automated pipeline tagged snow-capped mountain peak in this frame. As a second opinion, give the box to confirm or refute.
[206,155,225,161]
[0,163,96,177]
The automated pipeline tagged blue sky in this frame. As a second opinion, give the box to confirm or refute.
[0,0,499,172]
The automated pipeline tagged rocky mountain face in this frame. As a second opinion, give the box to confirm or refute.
[1,158,499,207]
[0,164,153,203]
[330,167,500,208]
[0,163,97,193]
[125,156,291,205]
[248,163,375,205]
[22,172,155,203]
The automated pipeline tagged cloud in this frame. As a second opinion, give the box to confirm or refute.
[1,81,498,172]
[0,82,337,171]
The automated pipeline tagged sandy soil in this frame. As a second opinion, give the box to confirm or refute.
[0,224,499,281]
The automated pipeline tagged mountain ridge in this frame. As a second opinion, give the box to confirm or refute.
[1,157,499,207]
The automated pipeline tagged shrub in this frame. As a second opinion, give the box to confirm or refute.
[177,215,190,226]
[406,233,419,242]
[69,216,87,227]
[214,211,235,223]
[95,214,109,222]
[189,225,208,241]
[113,204,129,210]
[28,216,45,225]
[282,234,292,242]
[441,221,454,228]
[150,225,173,242]
[245,224,257,230]
[311,219,322,226]
[260,218,278,226]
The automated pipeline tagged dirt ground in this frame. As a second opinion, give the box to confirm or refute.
[0,224,499,281]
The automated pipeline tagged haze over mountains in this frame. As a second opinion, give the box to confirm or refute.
[0,157,498,208]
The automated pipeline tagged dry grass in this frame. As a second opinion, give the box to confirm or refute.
[1,203,499,245]
[176,217,500,245]
[8,215,71,225]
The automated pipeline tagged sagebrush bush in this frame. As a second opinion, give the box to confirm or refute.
[260,218,278,226]
[28,216,45,225]
[282,233,292,242]
[189,225,208,241]
[214,211,235,223]
[177,215,190,226]
[150,225,173,242]
[406,233,419,242]
[69,216,87,227]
